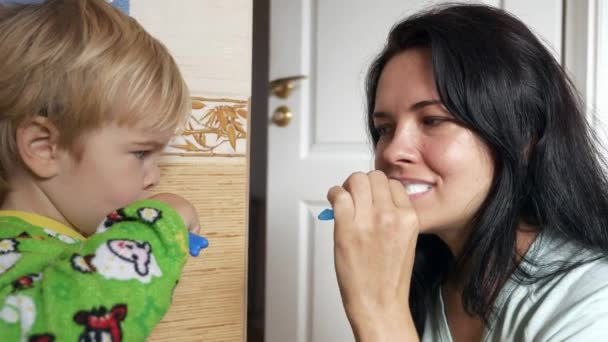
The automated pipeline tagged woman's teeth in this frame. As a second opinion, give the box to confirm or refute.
[404,183,432,195]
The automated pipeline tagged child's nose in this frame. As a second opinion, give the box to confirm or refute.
[143,165,161,190]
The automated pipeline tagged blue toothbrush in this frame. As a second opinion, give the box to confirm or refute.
[188,232,209,257]
[317,208,335,221]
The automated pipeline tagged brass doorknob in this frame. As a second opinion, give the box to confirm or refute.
[272,106,293,127]
[269,75,307,99]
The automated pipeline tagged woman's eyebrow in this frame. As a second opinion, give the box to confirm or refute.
[410,99,442,110]
[373,99,443,119]
[372,111,392,120]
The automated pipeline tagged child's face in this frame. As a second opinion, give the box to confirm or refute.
[373,48,494,245]
[48,122,175,236]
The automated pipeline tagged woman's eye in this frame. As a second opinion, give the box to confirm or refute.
[374,125,393,136]
[422,116,448,127]
[133,151,149,159]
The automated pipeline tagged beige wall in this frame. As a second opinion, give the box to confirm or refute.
[132,0,252,98]
[130,1,252,340]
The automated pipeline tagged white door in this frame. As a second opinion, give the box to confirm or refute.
[265,1,563,341]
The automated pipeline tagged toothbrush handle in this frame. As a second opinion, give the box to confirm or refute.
[318,208,335,221]
[188,231,209,257]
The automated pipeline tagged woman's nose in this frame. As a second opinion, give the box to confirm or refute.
[378,125,420,165]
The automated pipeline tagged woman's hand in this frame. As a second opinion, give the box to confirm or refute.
[327,170,420,341]
[150,193,201,234]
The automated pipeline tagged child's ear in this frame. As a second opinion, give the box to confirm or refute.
[15,116,63,178]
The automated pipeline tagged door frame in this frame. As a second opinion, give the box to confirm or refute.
[248,0,270,341]
[563,0,605,123]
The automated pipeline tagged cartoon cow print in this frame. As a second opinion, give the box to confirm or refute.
[107,240,155,277]
[72,239,162,284]
[74,304,127,342]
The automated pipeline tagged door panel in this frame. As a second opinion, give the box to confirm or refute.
[266,1,562,341]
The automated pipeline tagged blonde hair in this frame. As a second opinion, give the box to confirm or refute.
[0,0,191,195]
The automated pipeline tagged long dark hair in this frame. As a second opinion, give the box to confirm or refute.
[366,3,608,335]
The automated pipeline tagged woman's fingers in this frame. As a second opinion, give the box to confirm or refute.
[342,172,372,218]
[388,178,410,209]
[368,170,394,208]
[327,185,354,221]
[330,171,408,221]
[328,171,421,332]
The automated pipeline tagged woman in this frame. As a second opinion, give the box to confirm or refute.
[328,4,608,341]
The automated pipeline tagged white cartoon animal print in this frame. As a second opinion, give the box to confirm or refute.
[90,240,162,283]
[0,295,36,342]
[0,239,21,275]
[43,228,76,244]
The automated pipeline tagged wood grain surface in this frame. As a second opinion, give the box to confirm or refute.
[148,159,248,341]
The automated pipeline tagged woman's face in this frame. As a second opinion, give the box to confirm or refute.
[373,48,494,246]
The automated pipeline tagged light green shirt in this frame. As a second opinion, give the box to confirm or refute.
[422,231,608,341]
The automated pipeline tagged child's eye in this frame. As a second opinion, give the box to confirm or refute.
[132,151,149,160]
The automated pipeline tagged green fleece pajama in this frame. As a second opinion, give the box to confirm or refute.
[0,199,188,341]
